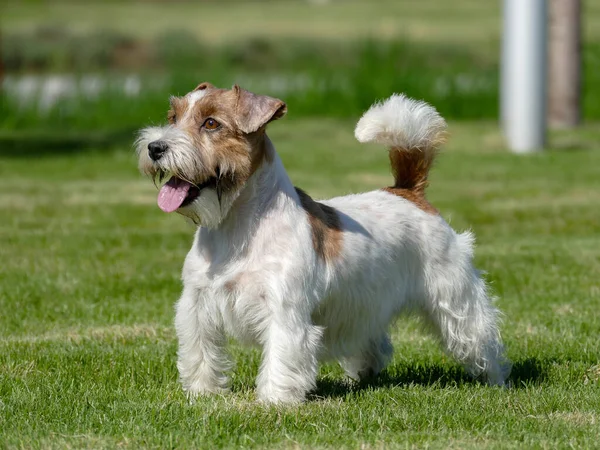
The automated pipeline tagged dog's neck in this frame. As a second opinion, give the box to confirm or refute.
[196,135,296,260]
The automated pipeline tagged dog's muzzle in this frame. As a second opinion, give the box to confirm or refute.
[148,140,169,161]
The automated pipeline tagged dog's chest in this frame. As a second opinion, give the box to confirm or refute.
[206,271,271,345]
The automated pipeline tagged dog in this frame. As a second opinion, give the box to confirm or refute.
[135,82,510,404]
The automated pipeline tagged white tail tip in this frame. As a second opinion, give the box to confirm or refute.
[355,94,447,150]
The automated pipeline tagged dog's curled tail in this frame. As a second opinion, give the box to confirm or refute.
[354,94,447,193]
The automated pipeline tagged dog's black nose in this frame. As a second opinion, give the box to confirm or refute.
[148,140,168,161]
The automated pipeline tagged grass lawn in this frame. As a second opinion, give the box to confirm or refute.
[1,1,505,48]
[1,119,600,448]
[3,0,600,48]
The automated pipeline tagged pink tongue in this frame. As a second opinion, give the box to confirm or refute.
[157,177,193,213]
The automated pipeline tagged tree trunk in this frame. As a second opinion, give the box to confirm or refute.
[0,29,3,93]
[548,0,582,128]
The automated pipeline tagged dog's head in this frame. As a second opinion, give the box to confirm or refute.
[135,82,287,227]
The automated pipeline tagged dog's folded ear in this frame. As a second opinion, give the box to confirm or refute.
[194,81,214,92]
[233,85,287,134]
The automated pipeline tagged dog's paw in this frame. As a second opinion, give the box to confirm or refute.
[256,385,306,405]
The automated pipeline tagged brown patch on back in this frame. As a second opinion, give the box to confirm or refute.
[295,188,343,263]
[384,148,438,214]
[382,187,438,214]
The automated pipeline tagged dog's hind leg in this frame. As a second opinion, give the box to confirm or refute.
[175,287,232,399]
[422,243,511,386]
[341,332,394,382]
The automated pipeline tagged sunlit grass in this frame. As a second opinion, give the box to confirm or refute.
[1,120,600,448]
[3,0,600,46]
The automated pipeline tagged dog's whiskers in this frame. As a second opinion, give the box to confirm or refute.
[215,167,223,207]
[152,168,168,188]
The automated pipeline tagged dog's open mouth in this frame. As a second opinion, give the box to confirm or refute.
[157,176,215,213]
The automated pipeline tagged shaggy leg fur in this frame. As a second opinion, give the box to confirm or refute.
[175,288,232,397]
[421,237,510,385]
[256,312,323,403]
[342,333,394,381]
[423,287,509,385]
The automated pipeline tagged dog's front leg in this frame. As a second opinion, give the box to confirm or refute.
[175,287,231,399]
[256,310,323,404]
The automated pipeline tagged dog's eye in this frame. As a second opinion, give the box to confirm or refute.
[203,118,220,130]
[167,111,177,124]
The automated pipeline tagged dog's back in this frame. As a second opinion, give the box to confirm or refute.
[309,95,509,385]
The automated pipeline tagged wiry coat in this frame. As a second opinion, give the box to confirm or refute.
[135,84,510,404]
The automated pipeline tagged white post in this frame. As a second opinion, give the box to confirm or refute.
[501,0,548,153]
[500,0,514,129]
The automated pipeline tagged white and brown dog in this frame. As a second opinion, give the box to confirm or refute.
[136,82,510,404]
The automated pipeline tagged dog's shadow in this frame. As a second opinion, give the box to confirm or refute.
[310,357,548,400]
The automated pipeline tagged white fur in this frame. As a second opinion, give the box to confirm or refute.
[183,89,208,122]
[355,93,446,149]
[138,93,510,404]
[187,89,208,104]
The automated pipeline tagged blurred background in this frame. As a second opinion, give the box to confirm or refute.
[2,0,598,146]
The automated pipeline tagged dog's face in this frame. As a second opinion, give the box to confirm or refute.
[136,82,286,227]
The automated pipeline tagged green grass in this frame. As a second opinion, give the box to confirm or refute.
[3,0,600,46]
[1,120,600,448]
[0,1,506,47]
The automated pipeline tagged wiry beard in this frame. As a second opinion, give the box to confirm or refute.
[135,125,245,228]
[135,125,216,186]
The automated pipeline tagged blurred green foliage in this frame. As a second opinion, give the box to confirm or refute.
[2,27,600,134]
